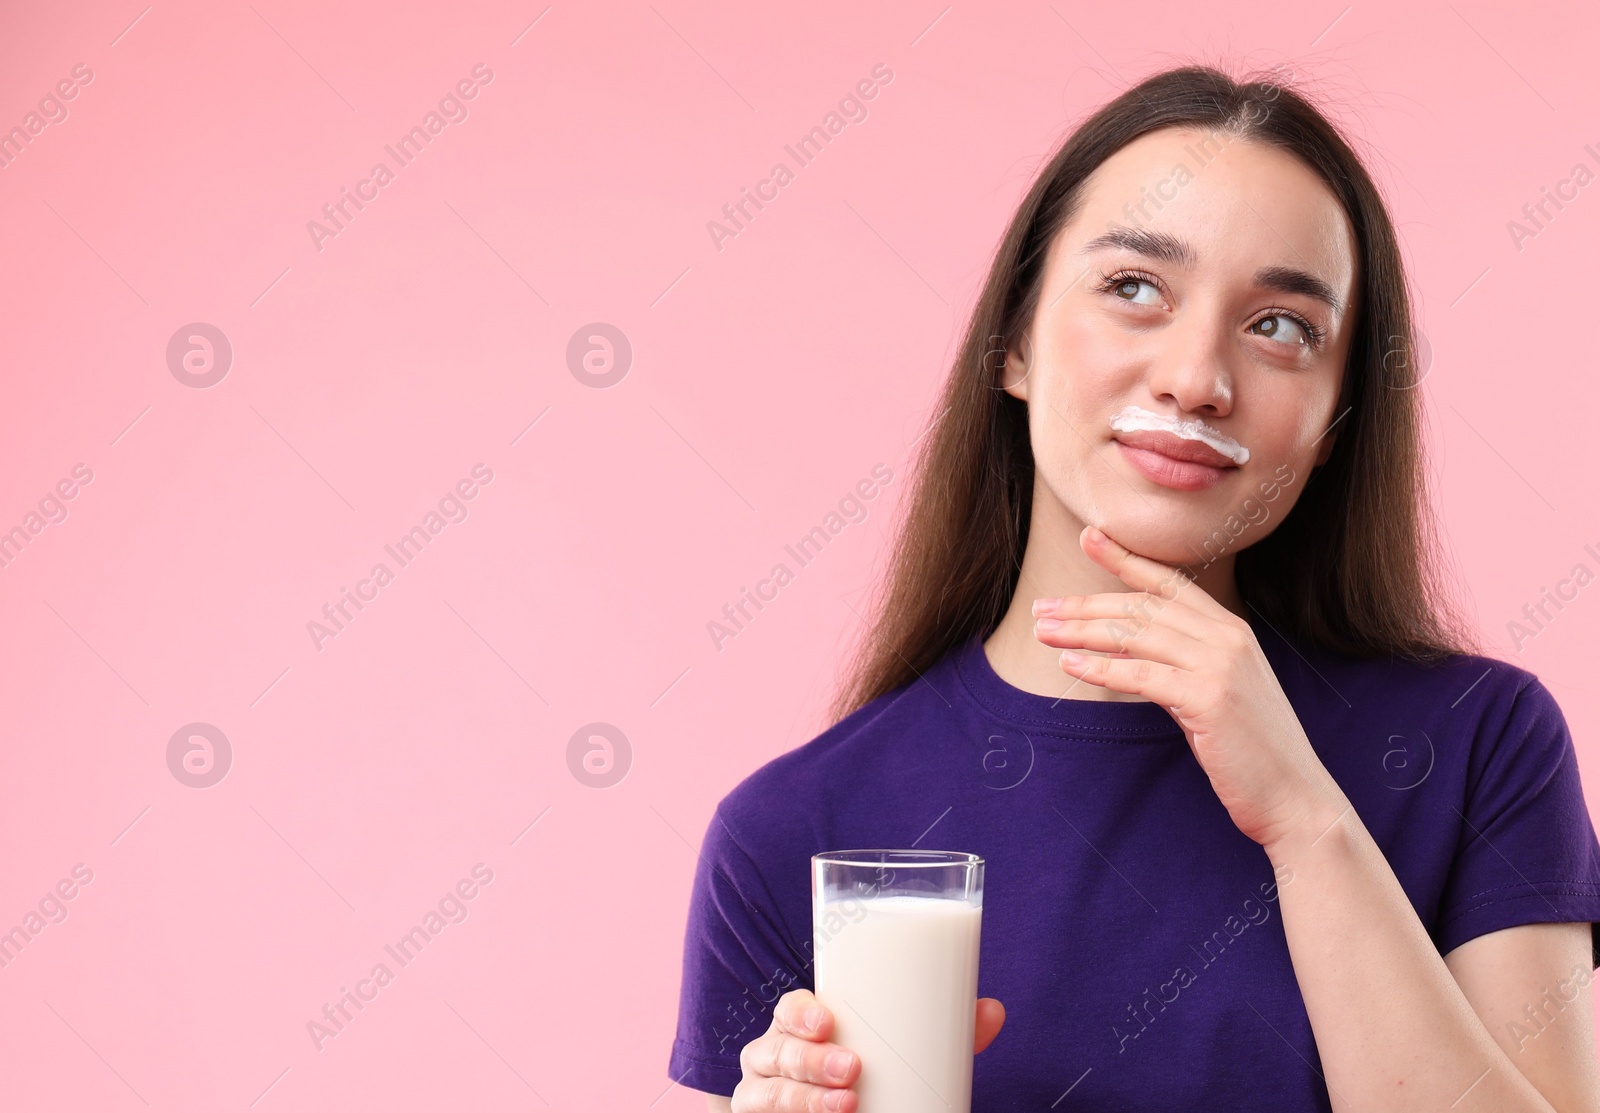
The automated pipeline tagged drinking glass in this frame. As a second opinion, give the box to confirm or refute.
[812,849,985,1112]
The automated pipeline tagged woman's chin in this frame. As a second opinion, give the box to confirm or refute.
[1086,516,1241,569]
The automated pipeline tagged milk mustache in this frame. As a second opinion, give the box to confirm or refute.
[814,894,983,1112]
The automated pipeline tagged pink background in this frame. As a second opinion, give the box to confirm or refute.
[1,0,1597,1107]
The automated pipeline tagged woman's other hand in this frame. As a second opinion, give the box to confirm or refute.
[729,988,1006,1112]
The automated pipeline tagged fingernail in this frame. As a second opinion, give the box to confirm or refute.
[1035,616,1062,632]
[824,1090,847,1110]
[1032,597,1060,616]
[1061,649,1085,666]
[826,1050,853,1080]
[804,1006,825,1032]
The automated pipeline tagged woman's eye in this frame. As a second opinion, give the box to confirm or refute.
[1109,277,1162,306]
[1251,314,1312,347]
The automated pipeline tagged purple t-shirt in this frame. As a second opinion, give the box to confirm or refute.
[668,617,1600,1109]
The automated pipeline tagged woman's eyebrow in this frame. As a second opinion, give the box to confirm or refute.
[1078,227,1343,313]
[1254,265,1343,313]
[1079,227,1198,267]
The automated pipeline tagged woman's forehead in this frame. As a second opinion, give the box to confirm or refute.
[1063,128,1359,309]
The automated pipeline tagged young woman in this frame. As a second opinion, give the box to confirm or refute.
[667,64,1600,1111]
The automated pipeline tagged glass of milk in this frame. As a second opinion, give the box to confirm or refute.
[812,850,985,1113]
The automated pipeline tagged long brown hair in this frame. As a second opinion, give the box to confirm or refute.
[830,63,1479,724]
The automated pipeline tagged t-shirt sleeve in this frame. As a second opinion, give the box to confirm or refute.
[667,802,814,1096]
[1435,677,1600,965]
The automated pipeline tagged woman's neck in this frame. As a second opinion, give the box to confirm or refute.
[983,494,1245,702]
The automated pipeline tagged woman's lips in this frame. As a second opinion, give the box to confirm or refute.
[1114,430,1238,491]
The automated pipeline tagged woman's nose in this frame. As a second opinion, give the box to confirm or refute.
[1145,323,1234,416]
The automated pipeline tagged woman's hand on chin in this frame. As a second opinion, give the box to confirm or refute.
[1030,525,1344,851]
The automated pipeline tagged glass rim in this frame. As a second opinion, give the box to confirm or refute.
[812,849,983,867]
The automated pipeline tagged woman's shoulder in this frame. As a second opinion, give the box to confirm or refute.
[1320,646,1600,959]
[1277,630,1572,792]
[1270,624,1551,727]
[719,682,925,810]
[713,651,966,838]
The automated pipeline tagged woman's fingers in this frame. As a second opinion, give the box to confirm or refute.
[735,989,859,1103]
[736,1075,858,1113]
[737,989,999,1108]
[733,991,998,1111]
[1033,589,1212,641]
[976,997,1006,1053]
[1033,614,1204,670]
[1078,525,1225,618]
[739,1029,859,1087]
[773,988,833,1041]
[1056,644,1190,705]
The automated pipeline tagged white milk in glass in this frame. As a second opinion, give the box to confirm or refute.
[814,894,983,1112]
